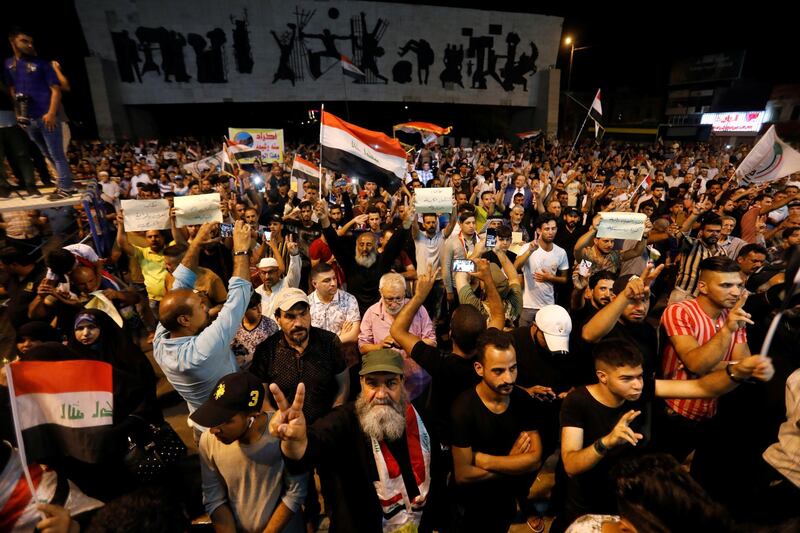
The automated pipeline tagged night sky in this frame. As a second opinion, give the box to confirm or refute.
[3,1,797,138]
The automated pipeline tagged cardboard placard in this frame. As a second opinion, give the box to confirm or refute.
[174,193,222,227]
[596,212,647,241]
[120,199,170,231]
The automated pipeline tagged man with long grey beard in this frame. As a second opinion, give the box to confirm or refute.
[318,200,413,315]
[269,349,444,533]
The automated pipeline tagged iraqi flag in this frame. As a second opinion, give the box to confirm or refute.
[6,360,114,464]
[736,125,800,184]
[341,55,366,81]
[320,111,407,192]
[516,130,542,140]
[393,122,452,137]
[225,140,262,162]
[291,155,320,197]
[590,89,603,137]
[636,169,654,192]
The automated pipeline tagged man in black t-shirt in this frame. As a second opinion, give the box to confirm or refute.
[451,328,543,533]
[554,340,774,532]
[569,270,616,382]
[508,304,574,460]
[391,261,504,443]
[581,268,664,378]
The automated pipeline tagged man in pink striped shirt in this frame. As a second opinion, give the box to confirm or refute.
[658,255,752,460]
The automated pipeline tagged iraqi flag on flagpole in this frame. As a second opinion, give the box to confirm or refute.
[320,110,407,192]
[340,55,366,81]
[590,89,603,137]
[736,125,800,184]
[291,155,320,197]
[636,169,654,192]
[225,139,262,162]
[6,360,114,471]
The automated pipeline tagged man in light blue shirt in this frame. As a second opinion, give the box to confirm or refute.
[153,219,253,422]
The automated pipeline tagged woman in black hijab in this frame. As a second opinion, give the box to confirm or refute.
[24,309,163,500]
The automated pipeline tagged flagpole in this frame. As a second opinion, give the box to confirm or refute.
[5,366,38,500]
[570,111,591,157]
[319,103,326,198]
[341,73,351,121]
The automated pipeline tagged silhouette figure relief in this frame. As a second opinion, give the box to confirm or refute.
[110,30,142,83]
[301,27,349,79]
[231,10,254,74]
[440,44,464,88]
[105,8,541,94]
[397,39,434,84]
[352,12,388,84]
[188,28,227,83]
[271,25,297,86]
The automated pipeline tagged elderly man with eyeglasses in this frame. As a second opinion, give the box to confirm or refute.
[358,272,436,401]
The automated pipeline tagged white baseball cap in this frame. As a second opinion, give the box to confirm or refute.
[257,258,279,270]
[535,305,572,354]
[273,288,309,312]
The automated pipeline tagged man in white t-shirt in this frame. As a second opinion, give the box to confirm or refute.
[129,163,153,198]
[413,204,457,322]
[513,213,569,327]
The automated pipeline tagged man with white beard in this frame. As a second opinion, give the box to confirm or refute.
[269,350,442,533]
[319,200,414,315]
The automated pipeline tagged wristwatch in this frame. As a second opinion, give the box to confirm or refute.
[233,250,250,256]
[725,362,747,383]
[593,438,609,456]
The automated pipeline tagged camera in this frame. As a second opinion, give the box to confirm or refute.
[14,94,31,125]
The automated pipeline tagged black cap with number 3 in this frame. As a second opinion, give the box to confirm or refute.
[190,372,264,428]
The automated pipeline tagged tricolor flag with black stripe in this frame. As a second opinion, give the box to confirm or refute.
[225,140,262,162]
[340,55,366,81]
[590,89,603,137]
[636,169,654,192]
[291,155,320,197]
[320,111,407,192]
[6,360,114,464]
[515,130,542,140]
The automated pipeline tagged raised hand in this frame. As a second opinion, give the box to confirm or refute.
[268,383,307,444]
[415,265,440,299]
[641,262,665,288]
[286,234,300,256]
[232,220,252,253]
[604,410,643,448]
[724,291,753,332]
[194,221,217,245]
[622,274,648,301]
[314,200,329,220]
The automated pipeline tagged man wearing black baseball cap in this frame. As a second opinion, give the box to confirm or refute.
[193,372,308,533]
[268,349,441,532]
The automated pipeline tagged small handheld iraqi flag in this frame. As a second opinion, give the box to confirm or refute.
[291,155,320,197]
[5,360,114,466]
[340,55,366,81]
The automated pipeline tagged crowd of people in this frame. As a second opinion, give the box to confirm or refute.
[1,27,800,533]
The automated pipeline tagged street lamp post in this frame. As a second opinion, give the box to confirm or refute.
[564,36,591,93]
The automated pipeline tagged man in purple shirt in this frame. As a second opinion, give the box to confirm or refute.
[4,28,75,199]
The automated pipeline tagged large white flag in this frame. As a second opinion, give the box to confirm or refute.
[736,125,800,184]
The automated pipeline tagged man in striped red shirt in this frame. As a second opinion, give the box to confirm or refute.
[658,255,752,460]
